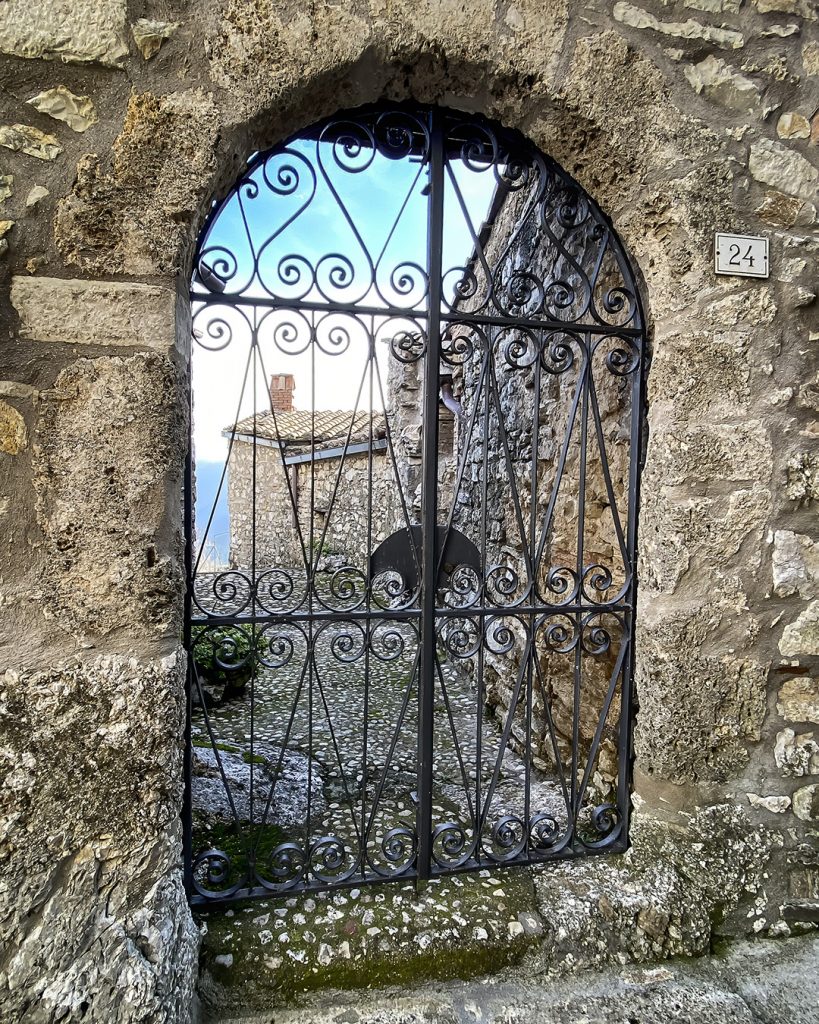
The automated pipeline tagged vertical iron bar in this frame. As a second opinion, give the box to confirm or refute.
[571,345,590,826]
[417,108,444,880]
[248,313,258,878]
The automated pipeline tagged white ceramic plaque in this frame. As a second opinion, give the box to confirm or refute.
[714,232,769,278]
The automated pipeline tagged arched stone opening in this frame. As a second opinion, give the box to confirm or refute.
[3,5,816,1022]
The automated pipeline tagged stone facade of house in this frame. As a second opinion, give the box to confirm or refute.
[0,2,817,1023]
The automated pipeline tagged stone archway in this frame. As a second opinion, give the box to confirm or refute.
[3,4,816,1021]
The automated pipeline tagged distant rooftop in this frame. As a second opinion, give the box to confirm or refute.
[226,409,388,457]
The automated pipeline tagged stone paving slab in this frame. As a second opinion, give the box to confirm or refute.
[197,868,543,1014]
[203,933,819,1024]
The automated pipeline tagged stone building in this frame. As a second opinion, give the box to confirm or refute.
[0,2,818,1024]
[225,373,391,571]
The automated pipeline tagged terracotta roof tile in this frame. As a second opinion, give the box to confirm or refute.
[227,409,387,455]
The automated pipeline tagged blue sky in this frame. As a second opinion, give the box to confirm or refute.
[192,136,497,564]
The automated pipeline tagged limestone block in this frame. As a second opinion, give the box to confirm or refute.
[684,56,760,112]
[32,354,185,640]
[11,277,176,353]
[747,792,791,812]
[612,2,744,47]
[25,185,48,209]
[773,531,819,598]
[0,174,12,203]
[648,421,772,487]
[639,486,770,596]
[634,620,768,782]
[774,728,819,776]
[0,0,128,67]
[27,85,98,133]
[777,112,811,140]
[780,601,819,657]
[793,784,819,821]
[749,139,819,201]
[754,0,816,17]
[777,677,819,724]
[530,806,773,970]
[0,656,199,1021]
[132,19,179,59]
[0,124,62,161]
[0,400,26,454]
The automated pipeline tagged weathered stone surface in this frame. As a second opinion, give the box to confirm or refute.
[132,18,179,59]
[793,784,819,821]
[749,138,819,201]
[0,400,26,454]
[32,354,185,641]
[774,728,819,776]
[747,793,791,813]
[777,677,819,724]
[27,86,98,133]
[0,0,128,67]
[199,869,541,1011]
[648,421,773,487]
[613,2,744,47]
[640,486,770,595]
[785,453,819,503]
[11,277,176,352]
[755,0,816,17]
[24,185,48,209]
[635,618,768,782]
[777,112,811,139]
[55,89,220,274]
[192,742,324,827]
[0,655,199,1022]
[0,124,62,161]
[531,806,774,971]
[773,530,819,598]
[0,174,12,204]
[207,933,819,1024]
[684,55,760,112]
[780,601,819,657]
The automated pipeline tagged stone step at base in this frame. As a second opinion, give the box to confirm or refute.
[203,933,819,1024]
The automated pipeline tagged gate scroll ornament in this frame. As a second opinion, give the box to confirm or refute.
[184,104,647,904]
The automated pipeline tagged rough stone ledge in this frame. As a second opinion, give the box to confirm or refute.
[207,932,819,1024]
[10,276,176,353]
[197,805,781,1017]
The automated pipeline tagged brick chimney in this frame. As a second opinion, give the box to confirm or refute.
[269,373,295,413]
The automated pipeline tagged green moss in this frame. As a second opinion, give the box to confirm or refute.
[198,867,541,1012]
[241,752,266,765]
[192,739,240,753]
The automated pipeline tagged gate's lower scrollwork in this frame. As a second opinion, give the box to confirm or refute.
[184,102,646,902]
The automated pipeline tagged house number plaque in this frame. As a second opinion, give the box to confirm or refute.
[714,232,769,279]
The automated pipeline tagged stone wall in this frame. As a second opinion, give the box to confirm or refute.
[0,1,817,1022]
[226,443,398,571]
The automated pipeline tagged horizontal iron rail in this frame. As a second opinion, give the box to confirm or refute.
[189,601,634,626]
[189,289,643,338]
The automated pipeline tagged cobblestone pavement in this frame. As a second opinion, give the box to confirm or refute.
[191,616,569,890]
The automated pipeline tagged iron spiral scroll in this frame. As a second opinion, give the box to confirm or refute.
[184,102,646,903]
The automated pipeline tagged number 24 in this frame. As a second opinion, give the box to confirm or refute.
[728,243,755,267]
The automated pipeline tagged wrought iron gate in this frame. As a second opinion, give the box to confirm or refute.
[184,104,647,904]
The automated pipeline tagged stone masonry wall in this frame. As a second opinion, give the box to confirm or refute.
[226,443,398,571]
[0,1,817,1022]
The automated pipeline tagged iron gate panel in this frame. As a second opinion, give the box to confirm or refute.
[184,104,647,904]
